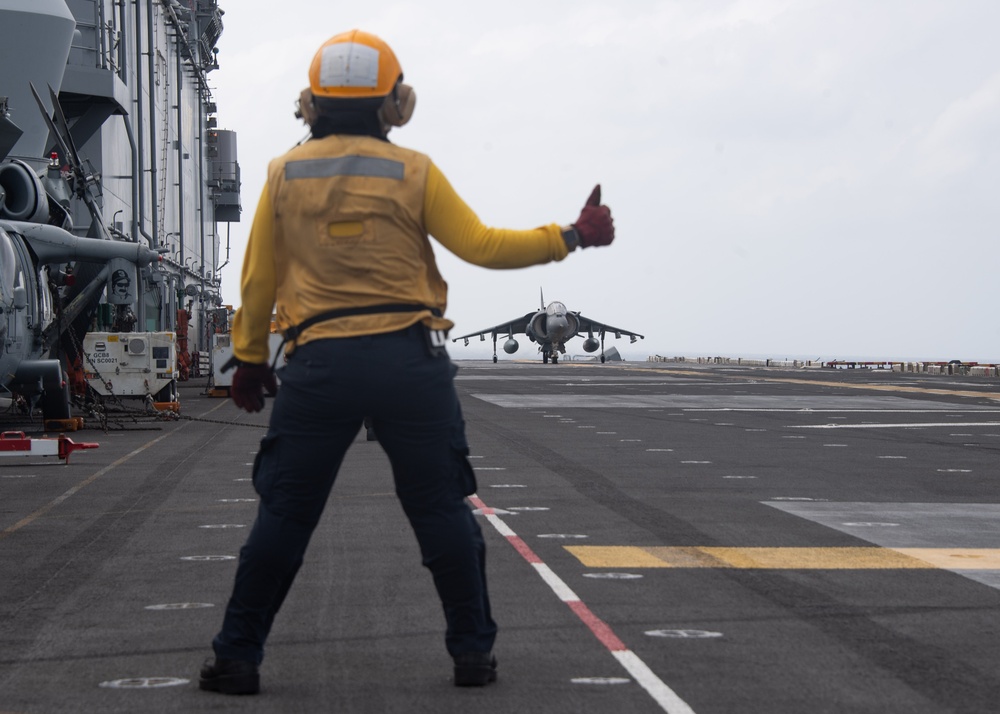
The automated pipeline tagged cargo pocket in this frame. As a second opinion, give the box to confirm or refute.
[450,408,477,496]
[453,447,477,497]
[252,435,278,498]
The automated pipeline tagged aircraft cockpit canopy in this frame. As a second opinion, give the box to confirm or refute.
[546,301,567,317]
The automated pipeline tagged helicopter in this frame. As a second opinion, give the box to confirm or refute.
[0,85,162,425]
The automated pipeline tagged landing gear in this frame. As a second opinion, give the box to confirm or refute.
[492,355,497,363]
[19,361,71,422]
[492,334,498,363]
[542,352,549,364]
[552,353,559,364]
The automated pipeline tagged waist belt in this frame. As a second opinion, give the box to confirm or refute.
[271,303,441,370]
[221,303,443,374]
[282,303,439,342]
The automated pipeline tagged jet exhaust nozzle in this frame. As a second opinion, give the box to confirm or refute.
[503,338,519,354]
[582,337,600,353]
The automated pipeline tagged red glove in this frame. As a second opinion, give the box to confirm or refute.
[231,363,278,413]
[572,185,614,248]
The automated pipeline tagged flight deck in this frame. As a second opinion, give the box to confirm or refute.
[2,360,999,713]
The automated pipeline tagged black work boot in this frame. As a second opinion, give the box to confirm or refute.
[453,651,498,687]
[199,657,260,695]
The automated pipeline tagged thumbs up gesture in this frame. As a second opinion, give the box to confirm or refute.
[572,184,615,248]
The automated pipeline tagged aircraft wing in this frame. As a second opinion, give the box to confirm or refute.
[452,312,534,343]
[574,313,645,341]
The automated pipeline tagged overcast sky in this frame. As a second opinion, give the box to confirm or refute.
[210,0,1000,362]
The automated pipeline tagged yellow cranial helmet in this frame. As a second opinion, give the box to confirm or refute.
[305,29,415,128]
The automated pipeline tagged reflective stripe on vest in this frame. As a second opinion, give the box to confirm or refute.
[284,155,405,181]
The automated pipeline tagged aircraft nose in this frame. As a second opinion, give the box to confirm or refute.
[547,314,569,335]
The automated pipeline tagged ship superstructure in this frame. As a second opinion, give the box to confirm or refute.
[0,0,238,422]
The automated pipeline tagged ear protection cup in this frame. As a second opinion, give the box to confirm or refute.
[380,83,416,127]
[295,87,319,126]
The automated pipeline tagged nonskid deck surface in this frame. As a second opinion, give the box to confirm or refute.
[2,361,999,713]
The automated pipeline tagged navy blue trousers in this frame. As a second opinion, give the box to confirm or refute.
[212,325,497,664]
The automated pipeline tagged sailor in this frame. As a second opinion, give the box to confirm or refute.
[199,29,616,695]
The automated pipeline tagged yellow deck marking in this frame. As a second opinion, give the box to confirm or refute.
[895,548,1000,569]
[698,547,932,569]
[566,545,675,568]
[566,546,1000,570]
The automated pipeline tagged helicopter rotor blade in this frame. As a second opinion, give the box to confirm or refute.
[29,82,73,166]
[29,83,109,237]
[46,83,84,171]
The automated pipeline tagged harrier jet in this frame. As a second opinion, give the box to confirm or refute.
[453,291,644,364]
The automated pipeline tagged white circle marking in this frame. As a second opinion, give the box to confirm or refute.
[180,555,236,562]
[572,677,631,685]
[99,677,190,689]
[583,573,644,580]
[645,629,723,639]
